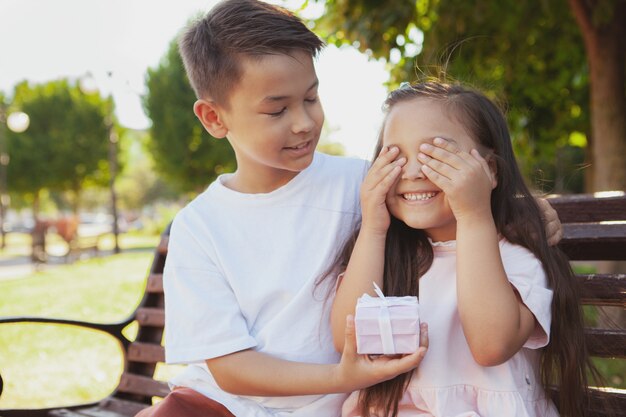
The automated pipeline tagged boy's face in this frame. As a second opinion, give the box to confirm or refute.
[216,50,324,193]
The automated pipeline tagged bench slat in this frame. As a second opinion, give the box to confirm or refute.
[128,342,165,363]
[117,373,170,398]
[548,194,626,223]
[157,236,169,255]
[135,307,165,328]
[145,274,163,294]
[50,407,129,417]
[579,274,626,307]
[549,386,626,417]
[585,328,626,358]
[559,223,626,260]
[97,398,150,416]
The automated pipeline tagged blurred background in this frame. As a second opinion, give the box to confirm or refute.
[0,0,624,410]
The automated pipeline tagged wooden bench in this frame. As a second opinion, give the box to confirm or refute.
[0,193,624,416]
[64,230,104,263]
[0,226,171,417]
[546,192,626,416]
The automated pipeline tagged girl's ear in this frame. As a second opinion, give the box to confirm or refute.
[194,99,228,138]
[487,155,498,189]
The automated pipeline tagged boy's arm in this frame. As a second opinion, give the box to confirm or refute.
[330,147,406,352]
[207,315,428,396]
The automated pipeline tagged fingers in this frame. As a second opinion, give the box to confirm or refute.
[372,146,404,173]
[419,322,429,349]
[419,138,467,171]
[471,149,497,189]
[374,323,429,373]
[406,323,429,363]
[387,329,428,373]
[545,217,563,246]
[365,146,405,190]
[536,198,563,246]
[343,315,357,358]
[546,223,563,246]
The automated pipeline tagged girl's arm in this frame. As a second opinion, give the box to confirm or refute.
[207,315,427,395]
[419,138,535,366]
[331,146,406,352]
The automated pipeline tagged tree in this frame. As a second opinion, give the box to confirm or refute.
[568,0,626,192]
[144,40,236,193]
[316,0,625,193]
[7,80,110,217]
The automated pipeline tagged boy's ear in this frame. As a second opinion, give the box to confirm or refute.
[194,99,228,138]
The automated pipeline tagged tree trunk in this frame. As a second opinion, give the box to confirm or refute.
[568,0,626,330]
[569,0,626,192]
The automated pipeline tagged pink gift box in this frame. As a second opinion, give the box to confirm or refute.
[354,287,419,355]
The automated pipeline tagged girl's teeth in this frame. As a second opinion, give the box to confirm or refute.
[403,192,437,201]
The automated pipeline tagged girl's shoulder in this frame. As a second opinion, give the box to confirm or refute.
[498,238,547,287]
[498,238,541,265]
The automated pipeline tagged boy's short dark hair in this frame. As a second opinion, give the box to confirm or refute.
[178,0,324,106]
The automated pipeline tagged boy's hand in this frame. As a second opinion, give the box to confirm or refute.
[418,137,495,222]
[333,315,428,392]
[536,197,563,246]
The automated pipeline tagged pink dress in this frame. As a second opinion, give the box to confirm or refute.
[342,239,559,417]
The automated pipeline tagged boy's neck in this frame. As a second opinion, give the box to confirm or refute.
[222,168,301,194]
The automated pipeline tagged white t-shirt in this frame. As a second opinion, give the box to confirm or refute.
[342,239,558,417]
[164,152,369,417]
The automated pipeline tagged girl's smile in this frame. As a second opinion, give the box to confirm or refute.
[399,190,441,203]
[382,98,481,241]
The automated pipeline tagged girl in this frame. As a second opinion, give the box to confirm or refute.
[331,81,595,417]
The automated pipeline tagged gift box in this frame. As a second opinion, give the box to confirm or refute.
[355,283,420,355]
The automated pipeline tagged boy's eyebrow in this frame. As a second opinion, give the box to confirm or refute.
[262,80,319,103]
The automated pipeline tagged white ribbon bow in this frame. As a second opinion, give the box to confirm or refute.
[372,282,396,355]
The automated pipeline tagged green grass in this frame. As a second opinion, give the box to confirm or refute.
[0,233,179,410]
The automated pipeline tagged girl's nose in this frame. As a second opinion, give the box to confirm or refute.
[401,158,426,180]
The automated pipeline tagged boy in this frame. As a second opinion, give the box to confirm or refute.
[137,1,429,416]
[138,1,561,416]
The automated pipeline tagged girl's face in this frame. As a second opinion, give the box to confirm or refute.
[382,98,482,242]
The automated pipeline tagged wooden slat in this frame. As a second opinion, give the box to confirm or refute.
[135,307,165,327]
[117,373,170,398]
[579,274,626,306]
[99,398,150,416]
[157,236,169,255]
[127,342,165,363]
[549,386,626,417]
[548,193,626,223]
[585,328,626,358]
[50,407,129,417]
[559,223,626,260]
[145,274,163,294]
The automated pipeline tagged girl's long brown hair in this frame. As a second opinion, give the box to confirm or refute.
[334,81,597,417]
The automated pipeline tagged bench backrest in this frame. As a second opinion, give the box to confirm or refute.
[111,194,625,414]
[547,193,626,416]
[105,227,170,414]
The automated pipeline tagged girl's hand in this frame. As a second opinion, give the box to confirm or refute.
[360,146,406,236]
[418,137,496,222]
[334,315,428,392]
